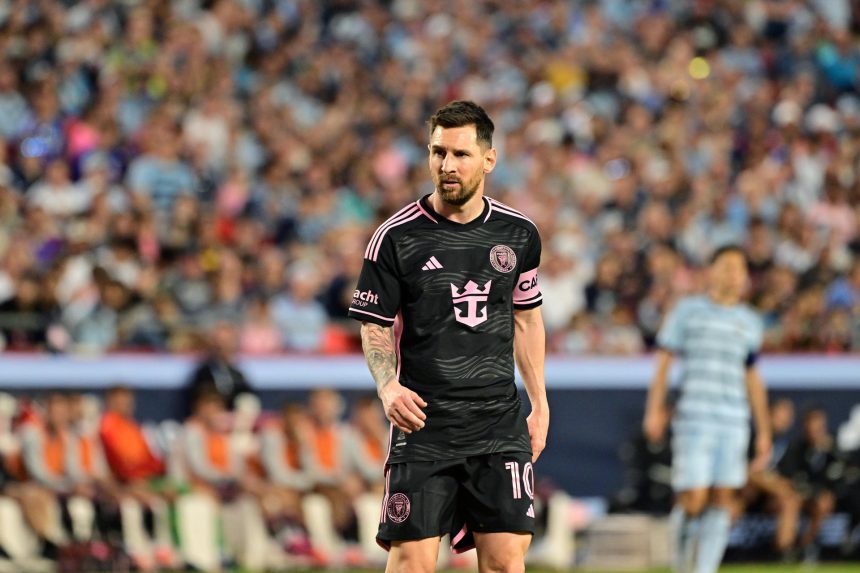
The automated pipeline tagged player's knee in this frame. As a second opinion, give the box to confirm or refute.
[386,550,437,573]
[678,491,708,515]
[479,551,526,573]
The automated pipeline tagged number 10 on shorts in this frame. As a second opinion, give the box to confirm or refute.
[504,461,534,500]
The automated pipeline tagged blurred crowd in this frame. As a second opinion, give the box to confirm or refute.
[1,0,860,355]
[0,385,388,569]
[611,397,860,562]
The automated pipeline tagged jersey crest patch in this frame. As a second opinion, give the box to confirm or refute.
[490,245,516,273]
[451,280,492,327]
[386,493,411,523]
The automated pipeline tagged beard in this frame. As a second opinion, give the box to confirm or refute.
[434,174,481,206]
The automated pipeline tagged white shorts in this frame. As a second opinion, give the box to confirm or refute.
[671,421,750,491]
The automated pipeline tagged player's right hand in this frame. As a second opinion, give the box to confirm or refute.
[642,407,665,443]
[379,380,427,434]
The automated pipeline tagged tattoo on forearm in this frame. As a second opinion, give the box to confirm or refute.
[361,323,397,393]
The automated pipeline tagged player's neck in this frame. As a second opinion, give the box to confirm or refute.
[709,290,740,306]
[428,190,485,224]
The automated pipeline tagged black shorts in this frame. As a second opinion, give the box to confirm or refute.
[378,451,536,553]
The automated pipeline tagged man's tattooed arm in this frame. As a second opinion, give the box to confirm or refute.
[360,322,397,393]
[360,321,426,433]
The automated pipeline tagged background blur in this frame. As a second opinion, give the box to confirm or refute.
[1,0,860,570]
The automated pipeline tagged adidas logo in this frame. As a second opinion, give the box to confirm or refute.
[527,503,535,518]
[421,256,444,271]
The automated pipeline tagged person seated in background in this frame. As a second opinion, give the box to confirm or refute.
[68,393,113,494]
[66,392,127,547]
[609,400,673,515]
[99,385,175,568]
[259,402,315,554]
[99,385,166,492]
[304,388,362,539]
[184,321,253,416]
[347,395,387,492]
[739,397,801,560]
[778,406,843,562]
[2,393,73,560]
[183,390,249,501]
[16,392,83,557]
[835,445,860,557]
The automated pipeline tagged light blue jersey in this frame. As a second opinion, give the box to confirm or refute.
[657,295,764,426]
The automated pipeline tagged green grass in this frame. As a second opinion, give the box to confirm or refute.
[210,567,860,573]
[560,567,860,573]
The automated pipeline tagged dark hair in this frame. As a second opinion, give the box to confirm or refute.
[105,384,132,397]
[710,244,746,265]
[428,100,494,149]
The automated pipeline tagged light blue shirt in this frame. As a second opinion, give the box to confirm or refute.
[658,295,763,425]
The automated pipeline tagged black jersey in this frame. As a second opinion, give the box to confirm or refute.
[349,194,543,463]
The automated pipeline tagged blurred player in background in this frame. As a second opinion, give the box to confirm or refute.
[777,406,841,562]
[350,100,548,573]
[738,398,800,560]
[644,245,770,573]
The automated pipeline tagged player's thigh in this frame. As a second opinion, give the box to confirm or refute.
[386,537,441,573]
[379,460,459,547]
[459,452,536,538]
[671,423,718,492]
[712,425,750,489]
[474,531,530,573]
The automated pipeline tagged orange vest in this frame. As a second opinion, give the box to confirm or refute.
[362,433,384,463]
[313,427,339,472]
[206,431,229,471]
[16,422,67,480]
[78,434,95,476]
[285,439,301,470]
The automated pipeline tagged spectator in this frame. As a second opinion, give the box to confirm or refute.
[610,400,673,515]
[778,406,843,562]
[271,264,327,353]
[185,320,252,414]
[239,295,281,355]
[98,385,165,487]
[182,391,251,502]
[740,398,802,560]
[305,389,361,539]
[0,0,858,354]
[347,396,387,491]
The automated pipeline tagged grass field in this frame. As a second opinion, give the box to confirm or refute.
[217,566,860,573]
[553,567,860,573]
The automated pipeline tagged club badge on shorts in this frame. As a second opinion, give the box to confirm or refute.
[387,493,411,523]
[490,245,516,273]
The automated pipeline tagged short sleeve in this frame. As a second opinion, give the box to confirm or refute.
[512,229,543,309]
[656,299,689,353]
[348,234,402,326]
[747,311,764,354]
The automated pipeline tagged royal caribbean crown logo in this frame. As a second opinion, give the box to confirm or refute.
[451,279,492,327]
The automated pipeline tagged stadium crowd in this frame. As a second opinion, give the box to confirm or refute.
[0,0,859,355]
[0,386,388,570]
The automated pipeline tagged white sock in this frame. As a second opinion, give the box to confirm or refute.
[695,507,731,573]
[670,505,700,573]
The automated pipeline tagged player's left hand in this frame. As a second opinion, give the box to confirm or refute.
[750,433,772,474]
[527,408,549,462]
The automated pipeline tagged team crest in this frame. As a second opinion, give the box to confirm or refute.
[490,245,516,273]
[386,493,411,523]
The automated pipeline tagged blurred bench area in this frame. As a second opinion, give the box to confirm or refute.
[1,354,858,570]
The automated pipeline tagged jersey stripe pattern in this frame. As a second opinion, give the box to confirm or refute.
[657,295,764,426]
[350,195,543,463]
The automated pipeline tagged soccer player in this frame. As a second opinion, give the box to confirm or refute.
[643,245,771,573]
[349,100,548,573]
